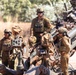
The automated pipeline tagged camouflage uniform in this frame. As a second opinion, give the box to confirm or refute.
[0,29,14,69]
[12,26,24,70]
[41,32,54,54]
[30,32,54,66]
[30,8,54,43]
[58,27,71,75]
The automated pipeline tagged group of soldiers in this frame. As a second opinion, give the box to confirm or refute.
[0,25,26,75]
[29,8,70,75]
[0,0,76,75]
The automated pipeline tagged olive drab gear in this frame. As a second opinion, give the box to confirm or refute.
[31,16,52,34]
[34,20,45,33]
[31,8,54,43]
[4,29,12,36]
[4,29,12,33]
[37,8,44,13]
[0,36,14,69]
[58,35,71,75]
[1,38,12,52]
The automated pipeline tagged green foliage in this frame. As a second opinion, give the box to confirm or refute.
[0,0,71,22]
[0,0,31,22]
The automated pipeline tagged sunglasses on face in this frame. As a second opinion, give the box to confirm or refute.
[38,12,43,13]
[4,32,9,34]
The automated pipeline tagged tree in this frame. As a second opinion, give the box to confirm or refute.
[0,0,31,22]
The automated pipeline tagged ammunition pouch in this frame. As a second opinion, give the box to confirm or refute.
[2,46,11,52]
[34,22,44,33]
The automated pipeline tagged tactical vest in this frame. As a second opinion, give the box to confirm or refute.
[34,20,44,33]
[58,39,65,51]
[2,38,12,52]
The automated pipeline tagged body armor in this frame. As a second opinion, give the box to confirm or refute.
[2,38,11,52]
[34,20,44,33]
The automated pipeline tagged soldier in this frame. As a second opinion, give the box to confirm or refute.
[28,36,37,65]
[0,29,14,70]
[58,27,71,75]
[30,8,54,43]
[30,32,55,66]
[41,32,54,55]
[12,25,24,70]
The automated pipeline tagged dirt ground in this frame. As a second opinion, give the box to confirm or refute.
[0,22,31,75]
[0,22,76,75]
[0,22,31,42]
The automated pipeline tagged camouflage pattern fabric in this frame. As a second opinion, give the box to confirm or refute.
[0,37,14,69]
[59,36,71,75]
[31,16,54,43]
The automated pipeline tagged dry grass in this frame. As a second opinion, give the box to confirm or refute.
[0,22,31,42]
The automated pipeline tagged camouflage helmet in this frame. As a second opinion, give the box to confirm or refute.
[37,8,44,13]
[4,29,12,36]
[4,29,11,33]
[29,36,37,46]
[58,27,68,34]
[12,26,22,34]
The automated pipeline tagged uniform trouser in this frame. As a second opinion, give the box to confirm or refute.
[2,59,14,68]
[2,52,14,69]
[61,53,69,75]
[34,32,43,43]
[2,59,14,75]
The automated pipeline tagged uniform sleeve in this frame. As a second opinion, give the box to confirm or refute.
[44,17,55,32]
[44,17,51,27]
[62,37,71,53]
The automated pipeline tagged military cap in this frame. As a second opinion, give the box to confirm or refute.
[4,29,12,33]
[12,26,22,33]
[37,8,44,13]
[58,27,68,33]
[4,29,12,36]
